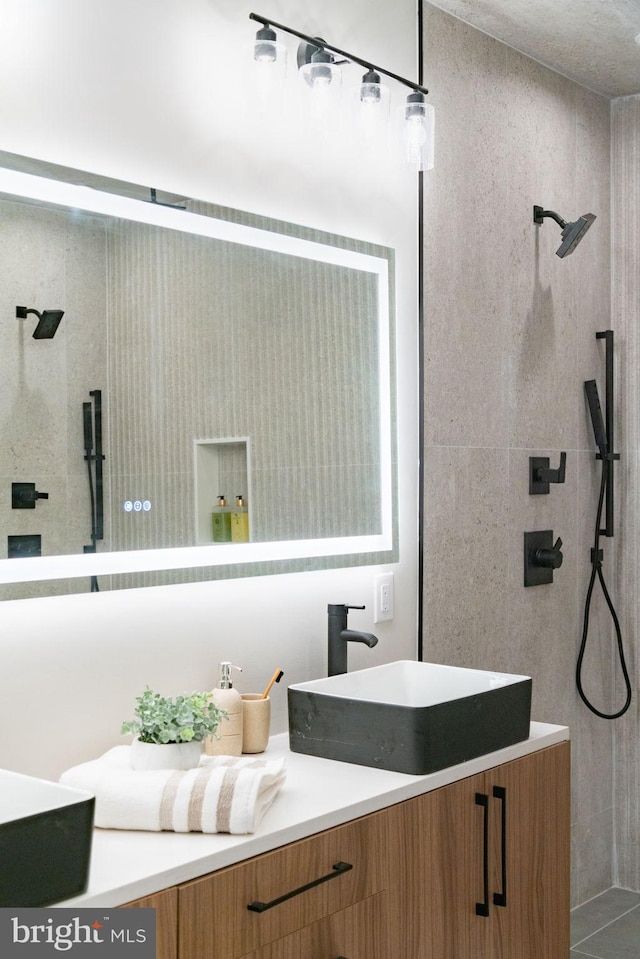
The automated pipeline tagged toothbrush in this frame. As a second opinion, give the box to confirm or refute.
[261,668,284,700]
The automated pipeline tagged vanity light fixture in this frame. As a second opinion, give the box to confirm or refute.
[249,12,434,169]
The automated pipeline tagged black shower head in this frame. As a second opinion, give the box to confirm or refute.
[16,306,64,339]
[533,206,596,258]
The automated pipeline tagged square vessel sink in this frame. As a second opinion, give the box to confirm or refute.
[288,660,532,775]
[0,769,95,906]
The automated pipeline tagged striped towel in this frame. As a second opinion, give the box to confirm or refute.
[60,746,286,834]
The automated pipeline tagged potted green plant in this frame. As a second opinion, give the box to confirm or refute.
[121,687,227,770]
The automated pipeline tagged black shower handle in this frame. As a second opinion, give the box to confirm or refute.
[534,451,566,485]
[534,537,563,569]
[26,489,48,501]
[11,482,49,509]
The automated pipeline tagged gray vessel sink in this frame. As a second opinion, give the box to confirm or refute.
[0,769,95,906]
[288,660,532,775]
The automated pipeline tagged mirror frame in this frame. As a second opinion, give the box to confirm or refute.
[0,159,396,588]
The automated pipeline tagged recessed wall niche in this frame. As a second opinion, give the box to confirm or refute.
[194,440,250,545]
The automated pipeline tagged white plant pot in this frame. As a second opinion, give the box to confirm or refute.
[130,738,202,771]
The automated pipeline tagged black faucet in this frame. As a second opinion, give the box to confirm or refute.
[328,604,379,676]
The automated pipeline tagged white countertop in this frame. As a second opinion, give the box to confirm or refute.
[58,722,569,907]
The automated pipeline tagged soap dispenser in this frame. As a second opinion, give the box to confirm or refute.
[230,494,249,542]
[212,495,232,543]
[205,662,243,756]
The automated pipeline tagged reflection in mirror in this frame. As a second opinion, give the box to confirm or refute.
[0,153,397,599]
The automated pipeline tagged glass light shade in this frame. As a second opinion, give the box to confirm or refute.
[253,26,278,63]
[401,93,435,171]
[360,69,383,104]
[250,35,287,102]
[350,73,390,150]
[300,49,340,89]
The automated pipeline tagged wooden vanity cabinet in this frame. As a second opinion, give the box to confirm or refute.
[124,741,569,959]
[122,887,178,959]
[388,742,570,958]
[177,811,389,959]
[234,892,386,959]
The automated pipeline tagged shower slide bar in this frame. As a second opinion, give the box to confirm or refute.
[595,330,619,537]
[83,388,105,548]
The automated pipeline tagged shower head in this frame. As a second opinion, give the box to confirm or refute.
[533,206,596,258]
[16,305,64,339]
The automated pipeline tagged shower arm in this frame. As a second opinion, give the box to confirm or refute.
[532,207,567,228]
[596,330,620,537]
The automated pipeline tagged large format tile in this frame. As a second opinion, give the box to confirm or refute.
[571,888,640,946]
[572,905,640,959]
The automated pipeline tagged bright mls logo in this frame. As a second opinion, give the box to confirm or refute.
[0,909,156,957]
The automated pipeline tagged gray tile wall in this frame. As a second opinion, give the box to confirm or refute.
[611,95,640,893]
[0,198,109,599]
[106,218,382,550]
[422,4,613,906]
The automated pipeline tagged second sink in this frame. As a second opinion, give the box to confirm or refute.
[0,769,95,906]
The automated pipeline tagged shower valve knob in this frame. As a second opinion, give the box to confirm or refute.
[11,482,49,509]
[524,530,564,586]
[534,537,563,569]
[529,452,566,494]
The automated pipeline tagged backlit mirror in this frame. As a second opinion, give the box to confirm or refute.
[0,152,397,599]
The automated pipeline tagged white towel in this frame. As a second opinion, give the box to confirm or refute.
[60,746,286,834]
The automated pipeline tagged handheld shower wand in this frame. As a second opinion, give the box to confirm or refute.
[578,332,631,719]
[584,380,607,457]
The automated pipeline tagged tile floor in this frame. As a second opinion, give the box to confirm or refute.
[571,887,640,957]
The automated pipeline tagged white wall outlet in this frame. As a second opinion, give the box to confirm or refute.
[374,572,394,623]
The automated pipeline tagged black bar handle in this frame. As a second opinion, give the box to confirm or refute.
[90,389,105,541]
[475,793,490,917]
[596,331,618,537]
[247,861,353,913]
[492,786,507,907]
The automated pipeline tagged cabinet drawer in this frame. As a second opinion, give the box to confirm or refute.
[122,888,178,959]
[179,811,388,959]
[241,892,388,959]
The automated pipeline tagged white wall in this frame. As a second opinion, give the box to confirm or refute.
[0,0,419,779]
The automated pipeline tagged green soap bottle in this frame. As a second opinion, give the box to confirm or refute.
[212,495,232,542]
[230,494,249,542]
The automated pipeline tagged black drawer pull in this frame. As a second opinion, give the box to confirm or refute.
[247,861,353,913]
[492,785,507,907]
[475,792,490,917]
